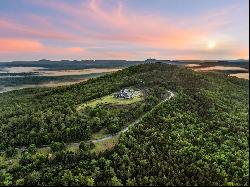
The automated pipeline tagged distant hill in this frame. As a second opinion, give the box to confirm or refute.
[0,60,144,70]
[1,59,248,70]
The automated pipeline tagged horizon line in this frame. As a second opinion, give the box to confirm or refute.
[0,58,249,63]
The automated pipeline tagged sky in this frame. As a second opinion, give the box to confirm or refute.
[0,0,249,61]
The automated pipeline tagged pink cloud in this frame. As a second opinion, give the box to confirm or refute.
[29,0,214,50]
[0,0,247,60]
[0,38,85,55]
[0,18,77,41]
[0,38,43,52]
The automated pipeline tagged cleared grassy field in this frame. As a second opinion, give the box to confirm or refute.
[92,136,119,154]
[77,90,144,109]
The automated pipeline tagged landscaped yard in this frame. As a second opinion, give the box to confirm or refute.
[77,88,144,110]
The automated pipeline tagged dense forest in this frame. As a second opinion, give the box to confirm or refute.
[0,63,248,186]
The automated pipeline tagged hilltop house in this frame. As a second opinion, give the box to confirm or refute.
[114,88,132,99]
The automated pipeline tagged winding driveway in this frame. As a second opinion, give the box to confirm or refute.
[9,91,175,152]
[90,90,175,143]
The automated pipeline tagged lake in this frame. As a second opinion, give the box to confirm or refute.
[0,59,248,93]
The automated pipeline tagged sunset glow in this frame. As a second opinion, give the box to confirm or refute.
[0,0,249,61]
[207,41,217,49]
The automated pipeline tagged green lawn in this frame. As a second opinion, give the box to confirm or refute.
[77,89,144,110]
[92,136,119,154]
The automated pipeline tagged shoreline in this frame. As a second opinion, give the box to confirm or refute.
[0,68,122,94]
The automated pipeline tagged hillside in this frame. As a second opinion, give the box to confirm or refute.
[0,63,249,186]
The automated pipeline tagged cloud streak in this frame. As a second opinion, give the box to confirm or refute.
[0,38,85,55]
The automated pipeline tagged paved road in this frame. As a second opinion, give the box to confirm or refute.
[6,91,175,152]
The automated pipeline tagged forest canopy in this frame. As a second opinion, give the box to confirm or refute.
[0,63,249,186]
